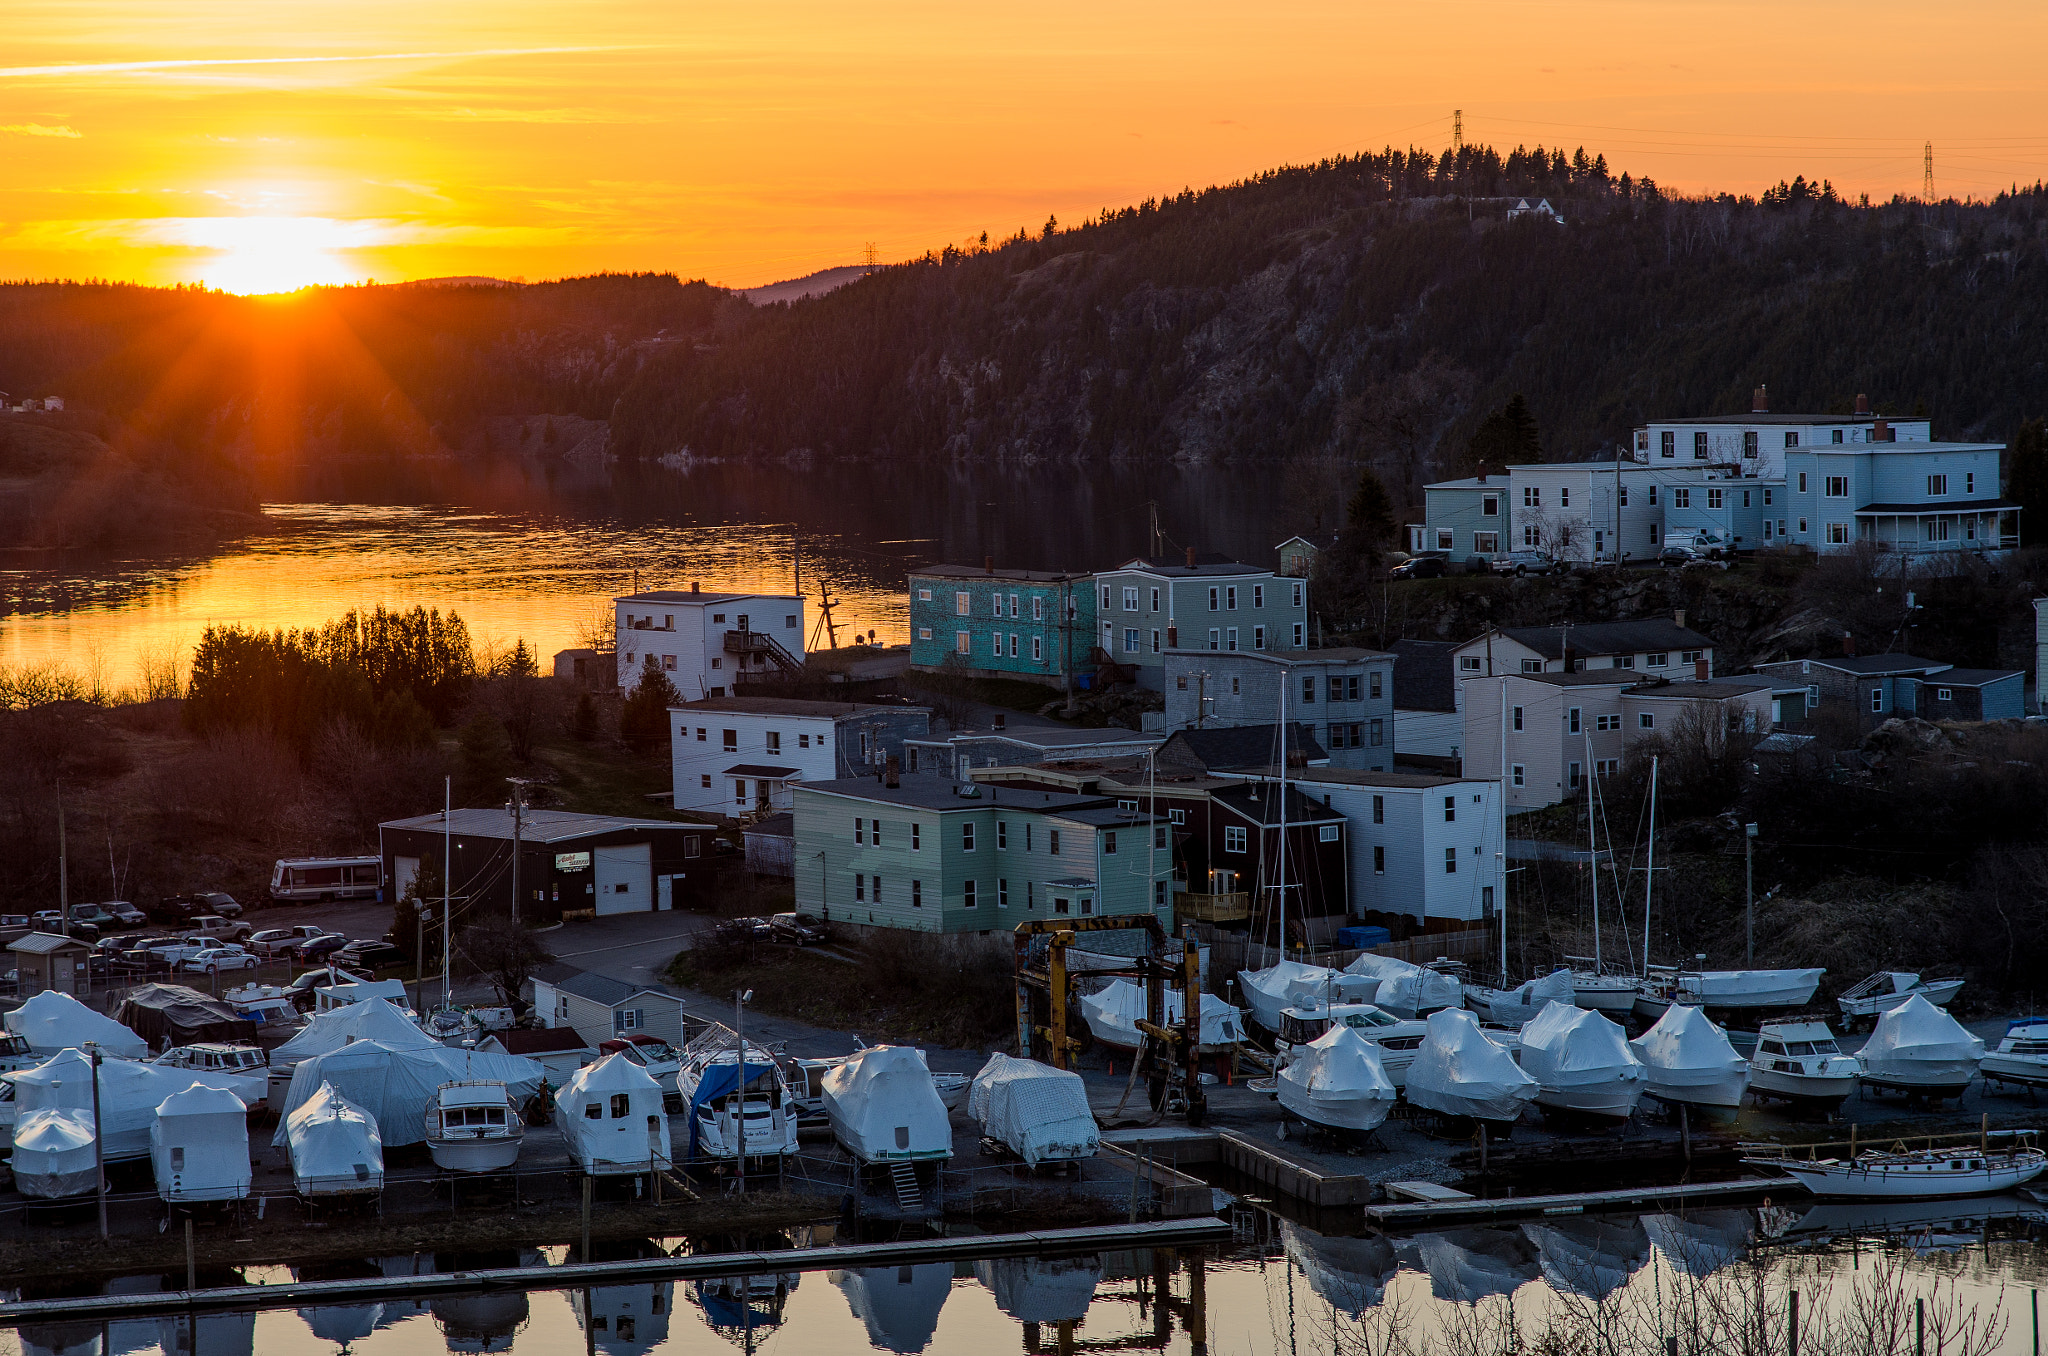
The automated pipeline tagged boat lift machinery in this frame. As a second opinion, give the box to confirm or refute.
[1012,916,1207,1125]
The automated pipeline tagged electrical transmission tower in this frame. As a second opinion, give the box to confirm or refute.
[1923,142,1934,202]
[863,241,879,268]
[1452,109,1463,153]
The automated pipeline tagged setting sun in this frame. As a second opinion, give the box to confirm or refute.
[177,215,368,294]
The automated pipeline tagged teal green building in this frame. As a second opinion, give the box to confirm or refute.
[907,565,1096,689]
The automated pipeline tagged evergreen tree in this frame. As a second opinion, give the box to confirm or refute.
[456,712,513,803]
[1344,466,1398,554]
[1463,394,1543,473]
[2010,418,2048,546]
[392,853,447,977]
[620,657,682,751]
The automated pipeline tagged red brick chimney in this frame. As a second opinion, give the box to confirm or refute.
[1752,385,1769,413]
[985,555,994,574]
[1872,417,1893,442]
[691,580,700,594]
[1842,631,1856,657]
[1694,658,1709,681]
[1854,393,1871,415]
[1185,546,1197,569]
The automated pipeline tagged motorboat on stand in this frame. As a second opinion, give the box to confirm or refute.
[1515,1003,1645,1124]
[1745,1141,2048,1200]
[1981,1018,2048,1093]
[1837,972,1965,1025]
[1275,1027,1398,1135]
[1342,953,1462,1018]
[1567,962,1643,1017]
[424,1081,525,1172]
[1271,1003,1428,1083]
[1078,980,1247,1055]
[1465,970,1576,1028]
[1630,1004,1748,1120]
[1747,1021,1861,1111]
[1403,1009,1538,1129]
[1238,960,1376,1032]
[1857,994,1983,1103]
[676,1026,799,1166]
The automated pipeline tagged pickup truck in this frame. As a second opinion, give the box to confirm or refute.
[100,901,147,928]
[31,910,98,942]
[148,936,242,967]
[191,915,254,944]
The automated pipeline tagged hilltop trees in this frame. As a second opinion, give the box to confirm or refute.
[1463,395,1544,475]
[619,658,681,751]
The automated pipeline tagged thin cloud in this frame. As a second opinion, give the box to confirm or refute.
[1,122,81,137]
[0,46,657,81]
[444,106,659,125]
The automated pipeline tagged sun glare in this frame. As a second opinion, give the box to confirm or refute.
[184,216,370,294]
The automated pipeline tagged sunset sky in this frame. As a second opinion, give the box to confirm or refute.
[4,1,2047,292]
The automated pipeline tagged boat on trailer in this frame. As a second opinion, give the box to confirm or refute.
[1747,1021,1861,1110]
[1837,972,1964,1023]
[1980,1017,2048,1092]
[424,1080,524,1172]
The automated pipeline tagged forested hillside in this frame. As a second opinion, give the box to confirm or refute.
[6,144,2048,513]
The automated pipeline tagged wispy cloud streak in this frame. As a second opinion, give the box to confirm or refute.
[0,45,652,80]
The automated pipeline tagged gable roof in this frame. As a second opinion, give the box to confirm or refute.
[381,808,703,844]
[1925,668,2023,686]
[486,1027,592,1055]
[1210,781,1346,827]
[533,964,677,1008]
[1762,653,1950,677]
[1492,618,1715,659]
[1391,640,1459,712]
[1110,553,1267,578]
[1158,722,1327,772]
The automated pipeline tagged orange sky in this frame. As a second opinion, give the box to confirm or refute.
[3,1,2047,292]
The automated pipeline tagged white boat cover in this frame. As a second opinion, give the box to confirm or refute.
[8,1048,244,1161]
[967,1053,1099,1165]
[1860,994,1985,1084]
[1239,960,1376,1028]
[824,1045,952,1162]
[1494,969,1578,1019]
[1344,953,1463,1015]
[1630,1004,1748,1106]
[1281,1223,1399,1315]
[554,1052,672,1172]
[286,1081,384,1195]
[833,1264,951,1353]
[270,997,440,1066]
[3,990,149,1058]
[1077,980,1246,1049]
[1517,1005,1645,1103]
[11,1108,99,1198]
[270,1040,543,1148]
[1404,1009,1538,1123]
[151,1083,251,1202]
[1678,968,1825,1007]
[976,1255,1102,1323]
[1275,1027,1397,1132]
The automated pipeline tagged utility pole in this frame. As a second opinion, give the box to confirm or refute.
[57,794,69,939]
[442,776,453,1010]
[507,778,533,928]
[1745,822,1758,965]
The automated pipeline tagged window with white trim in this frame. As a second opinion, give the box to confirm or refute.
[1927,474,1948,496]
[1224,825,1247,853]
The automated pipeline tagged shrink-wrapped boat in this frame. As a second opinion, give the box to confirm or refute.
[1858,993,1983,1099]
[1630,1004,1748,1115]
[1275,1026,1398,1133]
[967,1053,1098,1165]
[1516,1003,1644,1123]
[821,1044,952,1164]
[1403,1009,1537,1126]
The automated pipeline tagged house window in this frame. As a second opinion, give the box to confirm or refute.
[1208,587,1219,611]
[1483,885,1496,915]
[1523,486,1541,508]
[855,817,865,844]
[1937,687,1953,701]
[872,874,882,901]
[1595,758,1619,777]
[1825,476,1848,498]
[1122,587,1139,611]
[615,1009,644,1034]
[1482,495,1499,516]
[700,775,711,788]
[1319,825,1340,842]
[1169,808,1187,825]
[1966,472,1975,494]
[1208,629,1220,651]
[1647,652,1667,668]
[1826,522,1851,544]
[1512,706,1523,731]
[1568,707,1581,733]
[1124,628,1140,653]
[1104,831,1118,855]
[1253,625,1266,651]
[1231,678,1240,694]
[1150,587,1161,611]
[723,729,738,751]
[1744,431,1759,458]
[1614,655,1634,669]
[912,880,922,907]
[1798,472,1809,493]
[1443,795,1456,823]
[911,823,921,850]
[1373,845,1385,874]
[1328,723,1349,748]
[1784,431,1799,448]
[917,588,932,601]
[1694,431,1708,459]
[1596,714,1621,732]
[1475,531,1500,553]
[1672,488,1691,508]
[696,728,707,742]
[1511,764,1525,787]
[1226,628,1239,651]
[1155,827,1167,849]
[1293,623,1305,647]
[1033,636,1044,661]
[663,655,677,671]
[1560,486,1570,508]
[1682,649,1702,665]
[1009,634,1019,657]
[1833,429,1845,444]
[1619,485,1629,507]
[962,822,976,851]
[1292,582,1304,607]
[1033,596,1046,621]
[1254,585,1265,608]
[963,880,977,908]
[1798,519,1808,534]
[798,733,810,749]
[1708,488,1724,510]
[1926,473,1950,497]
[956,592,971,616]
[1648,485,1658,505]
[1742,490,1752,508]
[1521,659,1543,674]
[998,879,1008,908]
[1444,847,1458,874]
[1101,584,1113,610]
[1437,529,1455,551]
[766,731,781,754]
[1226,586,1238,609]
[735,781,748,805]
[1460,656,1482,672]
[956,632,970,654]
[1369,719,1383,746]
[1660,431,1675,458]
[1224,826,1247,853]
[855,874,865,900]
[1302,676,1317,704]
[1523,525,1542,547]
[1371,795,1384,824]
[1367,672,1380,700]
[1048,828,1060,854]
[1568,762,1581,788]
[1871,688,1885,713]
[1639,712,1654,729]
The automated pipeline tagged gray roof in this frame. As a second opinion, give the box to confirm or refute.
[1761,653,1949,677]
[743,812,795,839]
[724,763,799,778]
[616,589,799,604]
[1211,782,1346,827]
[1391,640,1459,712]
[910,564,1091,582]
[9,931,89,954]
[1496,619,1715,659]
[1160,722,1327,771]
[1522,670,1640,688]
[381,808,704,843]
[1926,668,2024,686]
[533,964,677,1007]
[1624,679,1771,699]
[796,775,1115,813]
[675,696,917,717]
[1109,553,1267,577]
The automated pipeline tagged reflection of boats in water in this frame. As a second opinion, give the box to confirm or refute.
[1280,1223,1398,1315]
[976,1255,1101,1324]
[1519,1217,1648,1300]
[1768,1193,2047,1247]
[431,1250,541,1353]
[1641,1210,1751,1277]
[293,1257,432,1345]
[572,1240,674,1356]
[20,1274,254,1356]
[1396,1227,1540,1302]
[834,1263,952,1352]
[691,1273,800,1347]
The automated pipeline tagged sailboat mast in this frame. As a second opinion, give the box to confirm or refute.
[1642,755,1658,973]
[1585,733,1601,971]
[1276,682,1288,964]
[1498,677,1509,983]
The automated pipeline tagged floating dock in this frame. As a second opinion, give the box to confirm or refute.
[0,1218,1235,1326]
[1364,1177,1800,1227]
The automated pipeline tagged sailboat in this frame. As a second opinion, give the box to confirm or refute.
[1566,744,1639,1015]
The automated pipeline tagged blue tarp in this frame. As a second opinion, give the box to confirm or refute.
[685,1060,776,1160]
[1338,926,1393,950]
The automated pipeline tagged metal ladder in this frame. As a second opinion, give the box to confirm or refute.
[888,1161,922,1213]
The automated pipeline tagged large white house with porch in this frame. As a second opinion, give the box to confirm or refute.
[616,585,806,699]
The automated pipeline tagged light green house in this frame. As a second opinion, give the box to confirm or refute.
[791,777,1173,933]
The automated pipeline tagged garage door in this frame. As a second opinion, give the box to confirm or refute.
[594,843,651,916]
[393,857,420,900]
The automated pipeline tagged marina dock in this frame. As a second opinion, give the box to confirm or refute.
[1363,1176,1799,1226]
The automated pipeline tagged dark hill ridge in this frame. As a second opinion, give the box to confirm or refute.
[3,148,2046,504]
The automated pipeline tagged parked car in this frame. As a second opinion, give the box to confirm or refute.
[68,903,117,929]
[289,934,351,965]
[769,912,831,946]
[31,911,98,941]
[333,941,406,971]
[100,901,147,928]
[284,966,374,1009]
[191,915,254,944]
[710,917,771,946]
[149,896,205,926]
[1658,546,1728,571]
[147,937,219,966]
[247,928,304,958]
[1488,550,1571,577]
[1388,553,1449,580]
[180,947,261,975]
[89,954,147,980]
[192,891,243,919]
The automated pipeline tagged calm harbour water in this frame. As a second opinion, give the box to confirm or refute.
[5,1203,2048,1356]
[0,458,1313,689]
